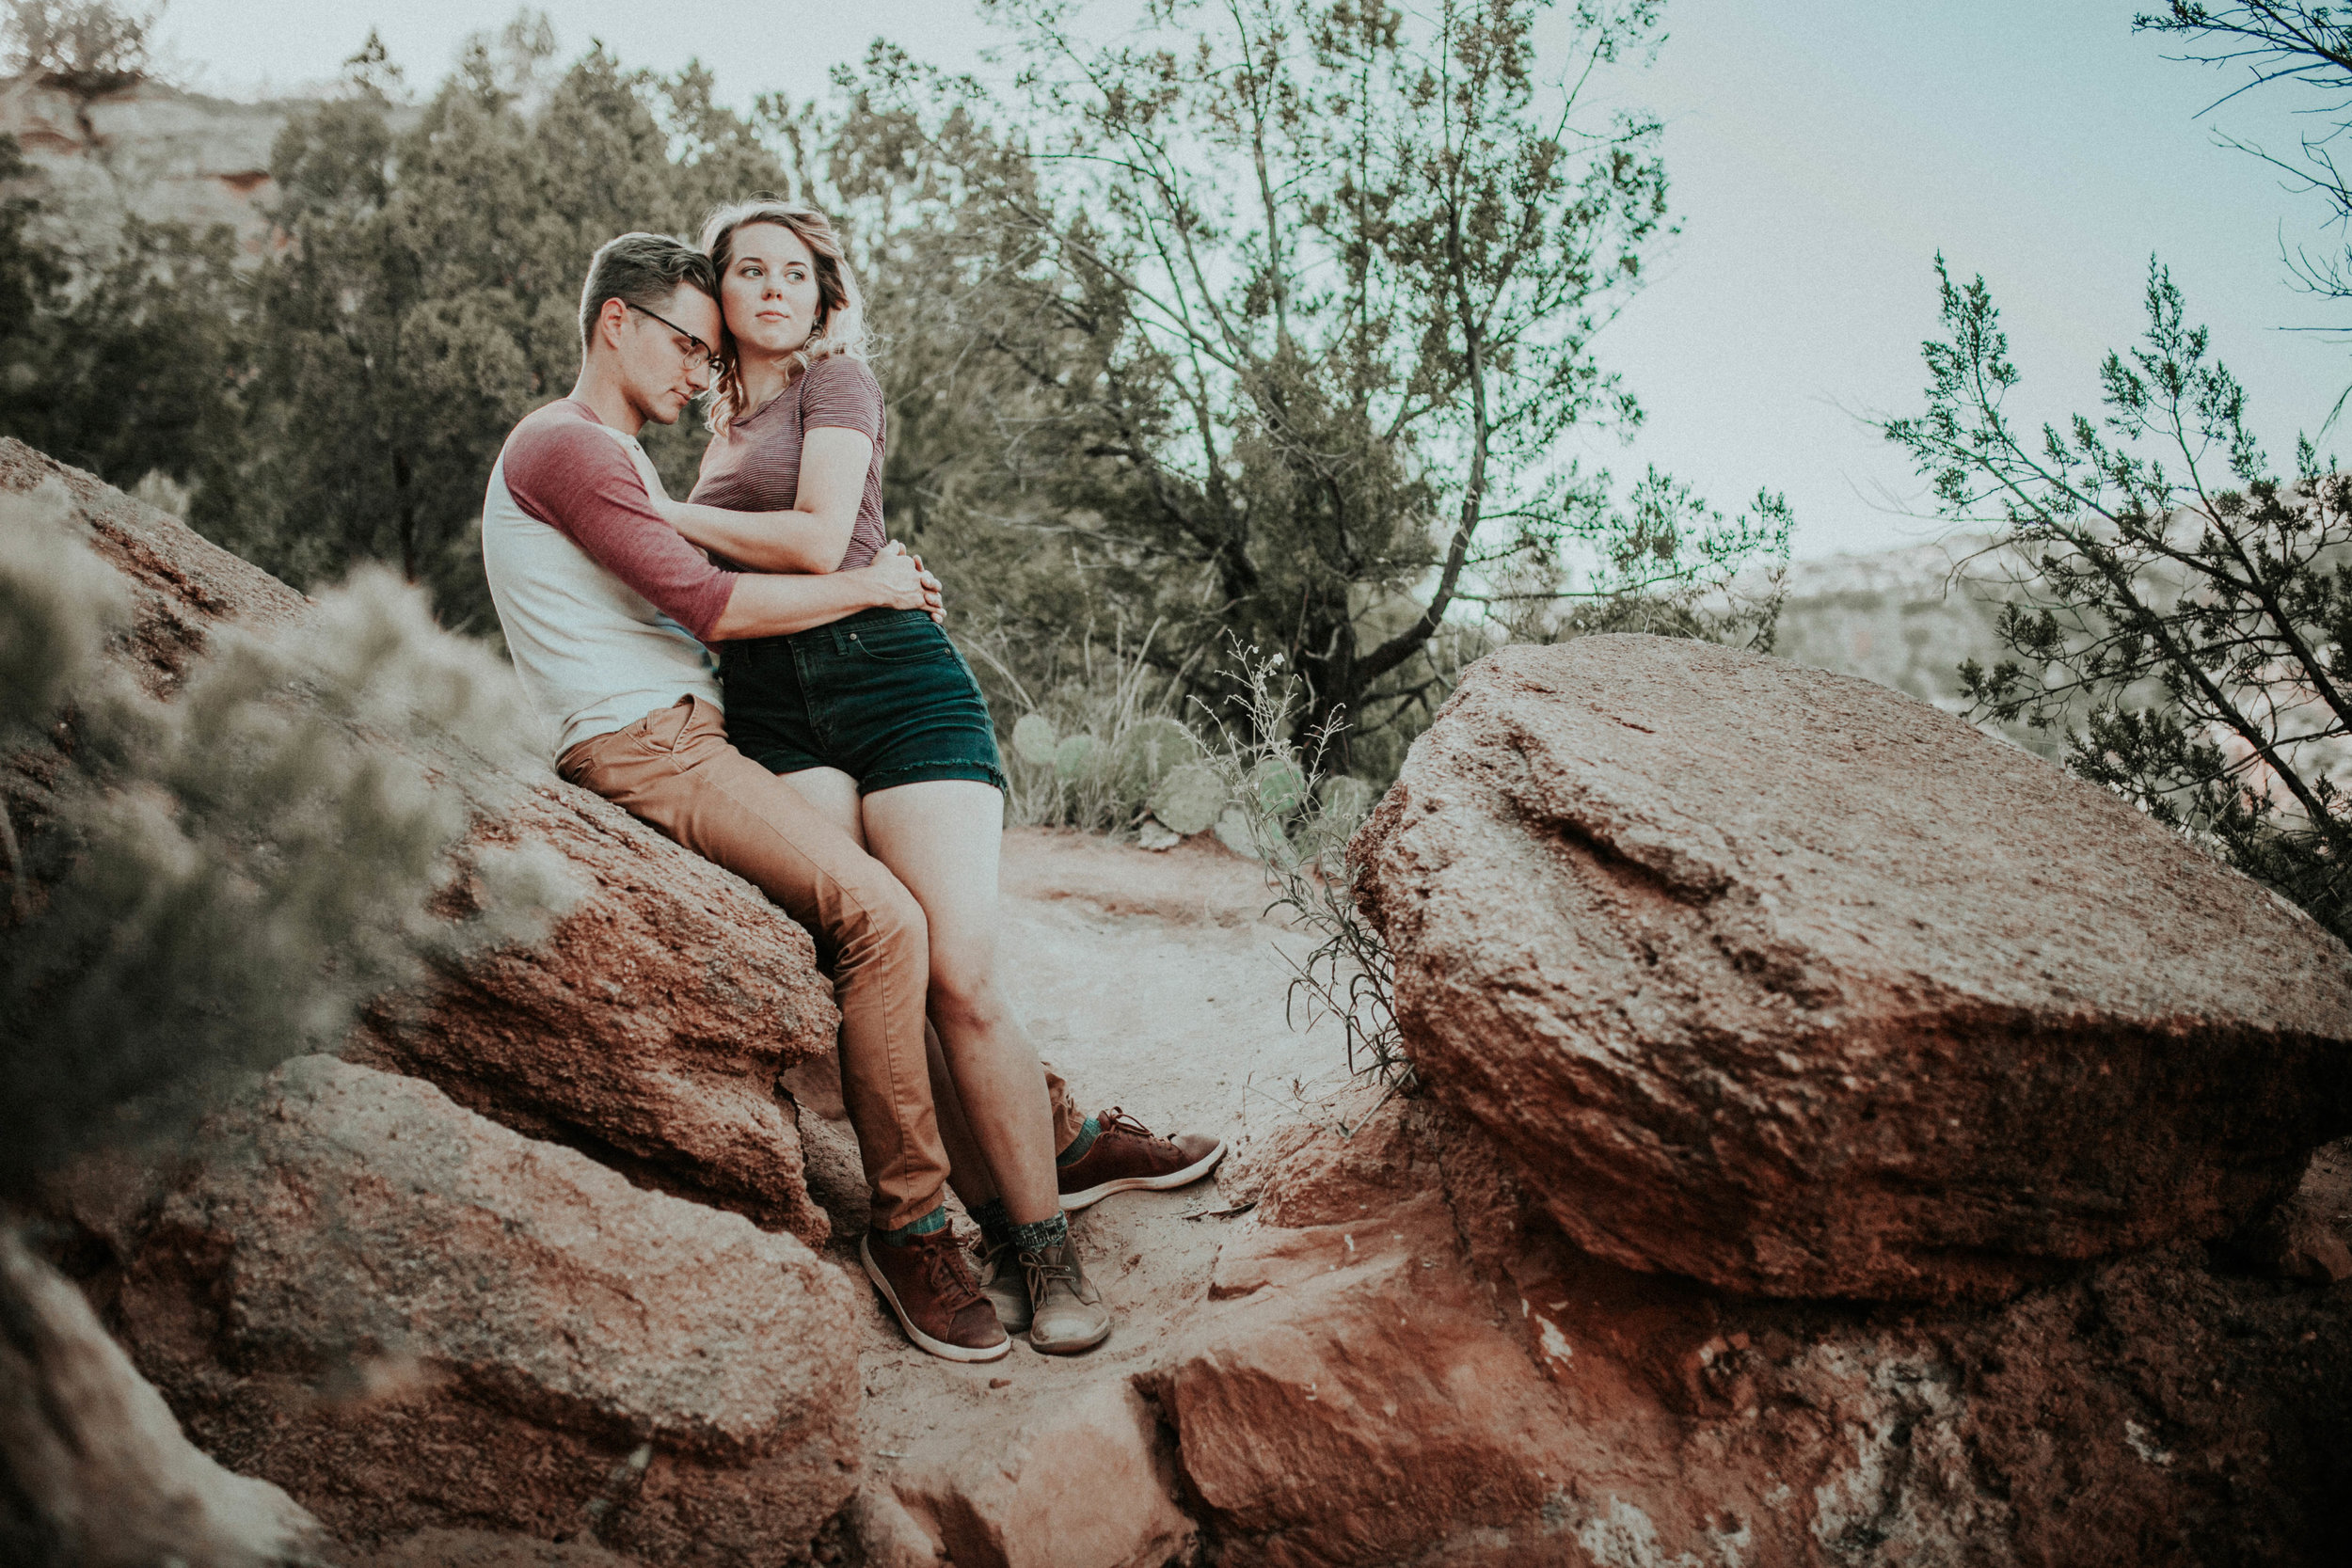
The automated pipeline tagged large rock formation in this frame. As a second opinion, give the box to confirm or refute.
[84,1054,861,1563]
[1353,636,2352,1302]
[1154,1093,2352,1567]
[17,434,2352,1568]
[0,73,342,261]
[0,439,841,1244]
[0,1228,325,1568]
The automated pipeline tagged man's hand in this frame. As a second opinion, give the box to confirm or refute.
[859,541,937,616]
[910,550,946,624]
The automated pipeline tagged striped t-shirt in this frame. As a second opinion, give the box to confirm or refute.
[690,354,889,571]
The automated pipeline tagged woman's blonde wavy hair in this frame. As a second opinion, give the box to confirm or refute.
[698,198,869,434]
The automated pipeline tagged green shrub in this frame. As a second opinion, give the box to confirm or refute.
[0,483,570,1190]
[961,619,1206,832]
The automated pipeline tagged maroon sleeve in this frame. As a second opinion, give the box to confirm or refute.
[501,407,739,640]
[800,355,884,440]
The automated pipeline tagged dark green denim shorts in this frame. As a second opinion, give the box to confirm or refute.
[719,608,1008,795]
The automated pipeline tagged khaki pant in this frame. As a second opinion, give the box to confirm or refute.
[561,697,1086,1231]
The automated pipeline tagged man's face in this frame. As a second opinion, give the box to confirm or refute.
[614,286,722,426]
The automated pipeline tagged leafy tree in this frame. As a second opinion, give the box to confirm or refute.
[0,120,247,506]
[215,20,791,632]
[2137,5,2352,319]
[0,134,68,403]
[20,217,246,492]
[1877,8,2352,941]
[1886,259,2350,939]
[851,0,1788,768]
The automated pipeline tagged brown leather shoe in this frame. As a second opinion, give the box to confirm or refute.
[1057,1107,1226,1212]
[861,1231,1011,1362]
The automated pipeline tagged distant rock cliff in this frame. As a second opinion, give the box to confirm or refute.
[1768,533,2041,742]
[0,72,413,261]
[1,72,281,257]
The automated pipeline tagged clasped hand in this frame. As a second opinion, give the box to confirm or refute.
[866,540,946,623]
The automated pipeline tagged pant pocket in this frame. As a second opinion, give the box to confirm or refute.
[645,694,702,755]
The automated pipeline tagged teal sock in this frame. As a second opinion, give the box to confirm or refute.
[969,1198,1013,1250]
[1009,1212,1069,1254]
[1056,1116,1102,1167]
[875,1204,949,1248]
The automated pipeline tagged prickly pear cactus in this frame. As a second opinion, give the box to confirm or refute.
[1250,756,1309,817]
[1315,773,1374,825]
[1055,733,1098,781]
[1012,713,1059,767]
[1213,805,1259,859]
[1150,763,1226,836]
[1117,715,1197,784]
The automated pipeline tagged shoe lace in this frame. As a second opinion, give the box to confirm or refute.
[1019,1245,1099,1306]
[916,1234,986,1313]
[1099,1105,1176,1154]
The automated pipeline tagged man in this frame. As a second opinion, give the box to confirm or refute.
[480,232,1221,1363]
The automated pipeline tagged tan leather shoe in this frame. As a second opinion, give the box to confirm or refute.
[863,1231,1011,1362]
[1057,1107,1227,1211]
[1021,1236,1111,1354]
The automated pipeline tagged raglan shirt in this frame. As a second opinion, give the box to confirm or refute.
[690,353,890,571]
[481,399,740,759]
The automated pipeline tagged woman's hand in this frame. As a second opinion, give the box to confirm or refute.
[652,497,691,534]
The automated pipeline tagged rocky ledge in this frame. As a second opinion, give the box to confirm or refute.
[69,1055,861,1563]
[1159,1092,2352,1567]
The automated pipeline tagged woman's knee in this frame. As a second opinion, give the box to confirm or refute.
[929,953,1008,1035]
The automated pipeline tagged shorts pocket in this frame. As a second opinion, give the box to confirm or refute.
[844,616,955,666]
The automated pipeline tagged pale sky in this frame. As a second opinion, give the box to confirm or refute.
[153,0,2339,560]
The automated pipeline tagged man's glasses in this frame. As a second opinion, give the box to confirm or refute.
[625,300,723,374]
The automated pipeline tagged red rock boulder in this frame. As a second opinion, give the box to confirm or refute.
[97,1054,862,1565]
[0,439,841,1245]
[1352,635,2352,1301]
[1152,1093,2352,1567]
[857,1381,1196,1568]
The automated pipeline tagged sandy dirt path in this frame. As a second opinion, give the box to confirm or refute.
[786,828,1349,1560]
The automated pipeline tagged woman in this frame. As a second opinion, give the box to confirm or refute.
[656,200,1220,1357]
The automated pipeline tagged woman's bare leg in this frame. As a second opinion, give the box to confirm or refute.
[776,767,864,837]
[861,780,1058,1226]
[779,769,1002,1212]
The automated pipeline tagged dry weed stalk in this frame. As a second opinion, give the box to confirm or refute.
[1196,647,1413,1116]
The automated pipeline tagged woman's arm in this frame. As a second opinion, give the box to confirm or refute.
[662,426,874,574]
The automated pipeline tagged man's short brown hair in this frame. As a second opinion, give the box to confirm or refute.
[577,231,718,349]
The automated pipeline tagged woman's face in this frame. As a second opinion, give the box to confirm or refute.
[720,222,825,359]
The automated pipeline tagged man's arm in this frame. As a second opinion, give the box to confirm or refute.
[504,415,742,637]
[707,542,942,640]
[503,410,938,641]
